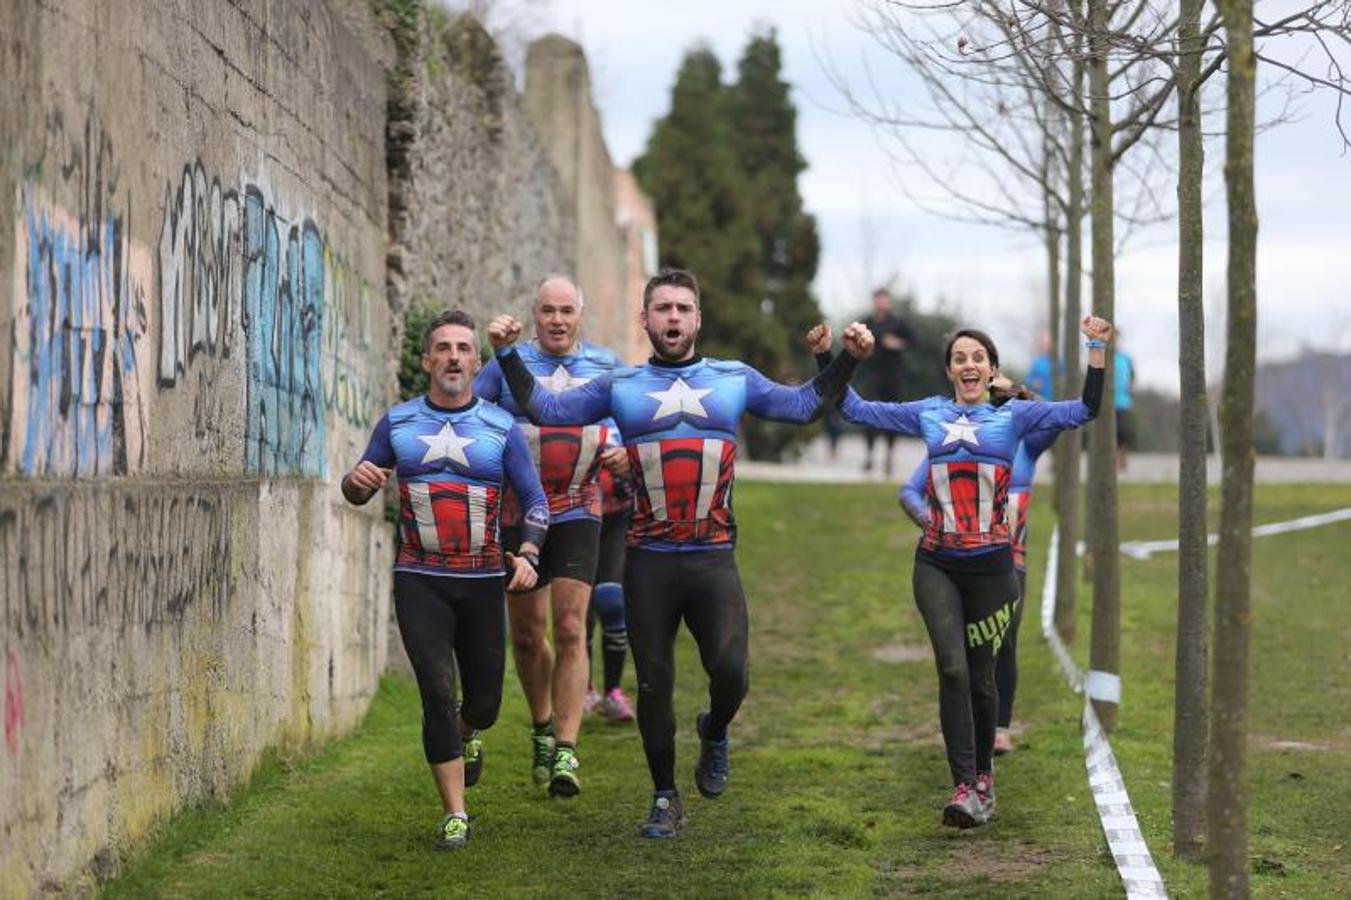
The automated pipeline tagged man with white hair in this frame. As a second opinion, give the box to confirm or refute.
[475,275,624,798]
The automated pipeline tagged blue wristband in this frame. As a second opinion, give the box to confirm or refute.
[1085,338,1106,349]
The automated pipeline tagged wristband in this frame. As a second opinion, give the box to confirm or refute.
[1085,338,1106,349]
[519,550,540,569]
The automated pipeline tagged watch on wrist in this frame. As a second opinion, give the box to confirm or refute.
[520,550,540,569]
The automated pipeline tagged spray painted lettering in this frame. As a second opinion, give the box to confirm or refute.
[11,190,150,476]
[242,187,325,476]
[157,162,243,385]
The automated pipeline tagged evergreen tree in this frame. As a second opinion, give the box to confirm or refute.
[634,47,765,368]
[727,27,823,374]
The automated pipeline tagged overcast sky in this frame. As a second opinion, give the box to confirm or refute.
[540,0,1351,392]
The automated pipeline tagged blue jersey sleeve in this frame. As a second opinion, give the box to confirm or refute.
[1021,423,1060,462]
[474,358,505,402]
[899,458,931,528]
[743,365,828,423]
[499,349,613,425]
[838,389,926,435]
[358,413,395,468]
[1010,397,1093,438]
[504,423,550,547]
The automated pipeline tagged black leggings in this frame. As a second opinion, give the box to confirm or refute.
[912,552,1020,786]
[394,571,506,765]
[624,548,750,792]
[996,569,1027,728]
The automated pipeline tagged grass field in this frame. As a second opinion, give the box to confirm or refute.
[102,482,1351,897]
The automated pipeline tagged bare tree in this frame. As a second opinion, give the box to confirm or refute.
[1209,0,1258,892]
[1172,0,1210,862]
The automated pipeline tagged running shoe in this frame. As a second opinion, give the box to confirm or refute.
[463,733,484,788]
[435,813,470,851]
[548,745,581,797]
[531,731,556,786]
[640,790,685,839]
[599,687,635,723]
[993,728,1015,756]
[694,712,730,799]
[942,783,983,829]
[583,686,603,716]
[975,771,996,822]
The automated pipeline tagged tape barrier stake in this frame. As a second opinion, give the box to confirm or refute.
[1041,526,1168,899]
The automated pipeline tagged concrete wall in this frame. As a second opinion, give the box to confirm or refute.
[0,1,395,892]
[0,2,648,892]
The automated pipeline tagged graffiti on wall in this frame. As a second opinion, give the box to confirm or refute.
[322,247,379,429]
[0,489,233,642]
[11,190,151,477]
[157,162,244,386]
[241,187,326,476]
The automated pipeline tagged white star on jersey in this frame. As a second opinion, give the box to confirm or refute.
[941,414,982,446]
[419,422,476,467]
[646,377,712,420]
[536,364,590,394]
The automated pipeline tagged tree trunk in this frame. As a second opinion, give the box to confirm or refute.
[1086,0,1121,733]
[1209,1,1257,896]
[1053,36,1086,646]
[1172,0,1209,862]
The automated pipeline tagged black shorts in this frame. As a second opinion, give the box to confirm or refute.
[595,510,631,585]
[503,517,601,589]
[1116,409,1134,449]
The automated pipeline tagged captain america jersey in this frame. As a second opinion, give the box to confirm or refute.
[841,390,1091,558]
[499,351,830,552]
[476,341,619,525]
[358,396,549,577]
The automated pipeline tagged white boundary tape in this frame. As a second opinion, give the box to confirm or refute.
[1041,527,1168,899]
[1106,506,1351,560]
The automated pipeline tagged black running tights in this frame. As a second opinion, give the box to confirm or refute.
[394,571,506,765]
[624,548,749,792]
[912,555,1020,786]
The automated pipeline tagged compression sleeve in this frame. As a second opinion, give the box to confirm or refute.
[498,348,613,425]
[1081,364,1103,418]
[357,413,395,468]
[505,423,550,548]
[473,357,504,401]
[899,459,931,528]
[742,352,859,423]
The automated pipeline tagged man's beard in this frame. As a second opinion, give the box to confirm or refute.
[646,323,697,361]
[435,369,468,396]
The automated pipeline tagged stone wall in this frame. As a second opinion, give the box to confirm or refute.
[0,1,395,892]
[387,12,572,326]
[524,35,635,357]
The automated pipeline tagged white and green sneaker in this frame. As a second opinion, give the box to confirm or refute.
[531,731,556,786]
[463,733,484,788]
[436,812,470,851]
[548,745,581,797]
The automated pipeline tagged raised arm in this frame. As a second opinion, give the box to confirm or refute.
[487,314,613,425]
[1013,316,1111,436]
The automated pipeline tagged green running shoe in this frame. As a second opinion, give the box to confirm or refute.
[531,732,556,786]
[548,745,581,797]
[436,813,470,851]
[463,733,484,788]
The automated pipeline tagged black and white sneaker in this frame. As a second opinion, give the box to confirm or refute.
[640,790,685,839]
